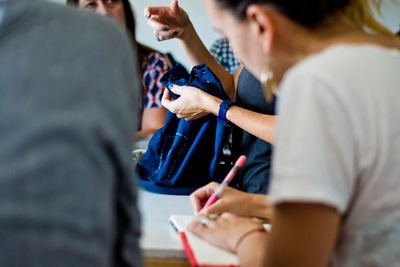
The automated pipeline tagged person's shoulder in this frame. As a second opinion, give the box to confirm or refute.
[291,44,400,75]
[279,45,355,103]
[144,51,173,70]
[280,44,400,106]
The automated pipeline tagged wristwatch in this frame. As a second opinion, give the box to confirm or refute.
[218,99,233,123]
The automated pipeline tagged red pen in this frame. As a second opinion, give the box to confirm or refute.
[202,155,247,210]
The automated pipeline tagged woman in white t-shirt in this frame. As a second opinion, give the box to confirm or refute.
[182,0,400,266]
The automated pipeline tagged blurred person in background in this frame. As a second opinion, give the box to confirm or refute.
[0,0,142,266]
[67,0,176,137]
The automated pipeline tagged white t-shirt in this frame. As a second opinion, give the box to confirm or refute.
[270,44,400,267]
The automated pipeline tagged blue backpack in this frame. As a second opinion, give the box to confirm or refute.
[136,64,232,195]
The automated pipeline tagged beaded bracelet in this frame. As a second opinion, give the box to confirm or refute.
[234,227,267,253]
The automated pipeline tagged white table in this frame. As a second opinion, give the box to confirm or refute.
[138,188,193,259]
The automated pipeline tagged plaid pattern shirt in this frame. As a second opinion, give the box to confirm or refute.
[210,38,240,74]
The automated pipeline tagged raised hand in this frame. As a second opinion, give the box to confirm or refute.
[144,0,191,41]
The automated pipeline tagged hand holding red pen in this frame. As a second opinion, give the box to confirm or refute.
[190,156,249,215]
[202,155,247,209]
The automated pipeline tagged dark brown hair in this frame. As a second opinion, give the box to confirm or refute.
[66,0,154,72]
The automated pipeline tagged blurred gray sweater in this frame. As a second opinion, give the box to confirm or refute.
[0,0,142,266]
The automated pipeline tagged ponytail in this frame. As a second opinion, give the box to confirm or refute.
[345,0,394,36]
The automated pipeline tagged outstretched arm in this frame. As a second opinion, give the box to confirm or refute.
[147,1,276,144]
[144,0,235,99]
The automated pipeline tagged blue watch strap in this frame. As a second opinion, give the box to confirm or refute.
[218,99,233,123]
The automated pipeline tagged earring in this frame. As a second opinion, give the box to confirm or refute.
[260,63,275,102]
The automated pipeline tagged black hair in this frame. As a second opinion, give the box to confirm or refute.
[122,0,135,40]
[214,0,350,27]
[118,0,155,70]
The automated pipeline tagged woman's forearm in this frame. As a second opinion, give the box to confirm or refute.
[237,230,269,267]
[226,106,276,144]
[177,23,235,99]
[204,95,276,144]
[249,194,274,220]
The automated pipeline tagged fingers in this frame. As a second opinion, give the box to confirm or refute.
[189,182,220,215]
[187,213,235,241]
[147,18,174,33]
[162,88,172,100]
[161,87,181,114]
[188,214,220,236]
[156,30,182,41]
[147,19,182,41]
[200,186,240,216]
[170,0,180,14]
[200,199,225,216]
[168,84,182,95]
[189,186,211,215]
[144,2,185,40]
[145,0,179,18]
[187,216,209,236]
[161,89,173,109]
[220,212,235,219]
[189,193,203,215]
[144,6,165,18]
[147,18,167,32]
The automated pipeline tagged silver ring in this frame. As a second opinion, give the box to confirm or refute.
[201,218,210,227]
[208,214,219,220]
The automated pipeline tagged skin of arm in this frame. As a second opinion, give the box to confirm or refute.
[240,203,340,267]
[136,107,167,137]
[236,230,269,267]
[230,64,276,143]
[225,105,276,144]
[176,28,277,143]
[145,0,235,99]
[176,22,236,99]
[147,1,276,144]
[189,203,340,267]
[164,85,276,144]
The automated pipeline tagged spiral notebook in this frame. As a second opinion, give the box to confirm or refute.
[169,214,239,267]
